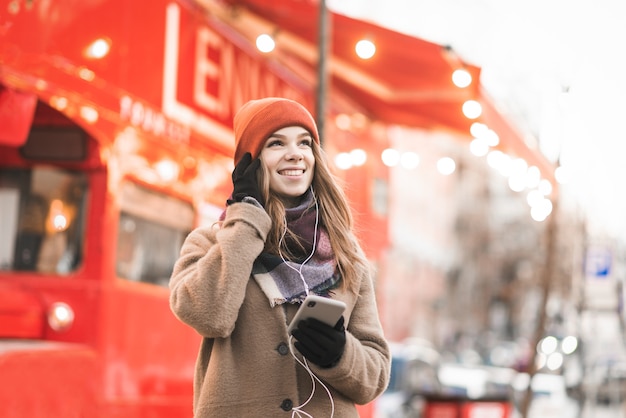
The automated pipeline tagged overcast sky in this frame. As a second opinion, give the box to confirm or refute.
[329,0,626,242]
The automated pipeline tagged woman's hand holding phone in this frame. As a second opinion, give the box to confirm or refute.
[292,316,346,368]
[289,295,346,368]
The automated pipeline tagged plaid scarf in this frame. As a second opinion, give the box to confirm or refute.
[252,191,340,306]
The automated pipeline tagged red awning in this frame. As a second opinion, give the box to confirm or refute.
[217,0,480,131]
[212,0,553,179]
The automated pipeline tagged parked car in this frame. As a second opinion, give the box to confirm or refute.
[511,373,580,418]
[586,360,626,405]
[374,340,441,418]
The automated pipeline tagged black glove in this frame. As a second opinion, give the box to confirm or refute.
[292,316,346,368]
[228,152,263,206]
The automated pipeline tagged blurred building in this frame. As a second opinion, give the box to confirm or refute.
[376,123,587,369]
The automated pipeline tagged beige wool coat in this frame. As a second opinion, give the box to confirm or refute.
[169,202,391,417]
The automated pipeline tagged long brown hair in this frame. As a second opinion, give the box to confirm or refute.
[259,141,368,293]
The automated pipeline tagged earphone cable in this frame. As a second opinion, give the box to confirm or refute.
[288,335,335,418]
[278,188,319,296]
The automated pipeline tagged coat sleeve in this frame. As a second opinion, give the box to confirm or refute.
[313,270,391,405]
[168,202,271,338]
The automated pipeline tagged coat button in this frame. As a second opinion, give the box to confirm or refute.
[280,398,293,411]
[277,342,289,356]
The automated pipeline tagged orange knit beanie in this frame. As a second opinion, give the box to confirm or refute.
[233,97,320,163]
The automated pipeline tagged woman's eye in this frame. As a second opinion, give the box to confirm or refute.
[300,139,312,147]
[267,140,283,147]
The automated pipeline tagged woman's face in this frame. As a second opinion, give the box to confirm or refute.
[259,125,315,207]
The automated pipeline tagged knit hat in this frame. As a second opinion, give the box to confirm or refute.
[233,97,320,163]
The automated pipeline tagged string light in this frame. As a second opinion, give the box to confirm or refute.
[462,100,482,119]
[437,157,456,175]
[256,33,275,53]
[84,38,111,59]
[452,68,472,88]
[355,39,376,59]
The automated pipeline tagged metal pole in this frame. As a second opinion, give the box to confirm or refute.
[315,0,329,147]
[520,192,560,418]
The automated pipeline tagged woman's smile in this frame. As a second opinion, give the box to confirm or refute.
[260,126,315,206]
[279,168,305,176]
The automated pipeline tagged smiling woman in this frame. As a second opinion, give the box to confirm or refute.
[168,97,391,417]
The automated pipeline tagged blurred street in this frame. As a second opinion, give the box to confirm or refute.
[580,403,625,418]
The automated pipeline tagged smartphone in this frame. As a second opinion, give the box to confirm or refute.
[287,294,346,335]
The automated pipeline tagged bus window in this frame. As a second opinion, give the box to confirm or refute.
[116,182,193,287]
[0,167,88,273]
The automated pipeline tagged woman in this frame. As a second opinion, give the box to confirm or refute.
[169,97,390,417]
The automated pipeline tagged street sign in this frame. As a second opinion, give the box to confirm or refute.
[585,246,612,280]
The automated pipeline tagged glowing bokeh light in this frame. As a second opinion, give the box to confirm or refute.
[437,157,456,175]
[452,68,472,88]
[355,39,376,59]
[256,34,275,53]
[462,100,482,119]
